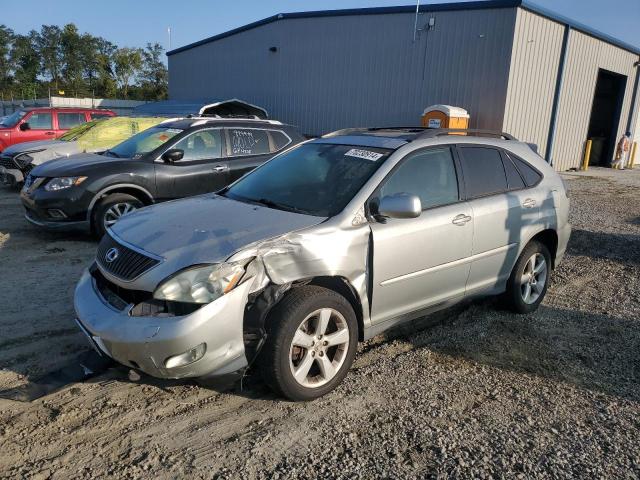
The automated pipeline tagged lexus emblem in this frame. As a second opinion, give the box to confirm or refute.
[105,247,119,263]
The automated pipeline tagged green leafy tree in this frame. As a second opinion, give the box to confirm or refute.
[92,38,118,98]
[139,42,168,100]
[10,32,40,97]
[113,47,143,99]
[2,24,168,101]
[61,24,85,96]
[0,25,14,93]
[36,25,64,92]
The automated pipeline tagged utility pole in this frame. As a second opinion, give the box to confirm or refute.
[413,0,421,42]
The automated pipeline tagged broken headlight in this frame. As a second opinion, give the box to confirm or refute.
[153,261,248,304]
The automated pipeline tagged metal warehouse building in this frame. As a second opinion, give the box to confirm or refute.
[167,0,640,171]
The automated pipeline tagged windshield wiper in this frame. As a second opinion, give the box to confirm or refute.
[103,149,120,158]
[254,198,306,214]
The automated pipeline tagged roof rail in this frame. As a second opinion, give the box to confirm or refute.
[322,126,431,137]
[185,115,283,125]
[187,113,263,120]
[322,127,517,141]
[422,128,517,140]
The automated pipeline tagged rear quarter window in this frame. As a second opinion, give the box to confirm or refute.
[510,155,543,187]
[269,130,292,152]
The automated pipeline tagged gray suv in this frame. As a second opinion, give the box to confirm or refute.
[74,128,571,401]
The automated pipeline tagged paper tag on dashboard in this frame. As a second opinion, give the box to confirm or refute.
[344,149,383,161]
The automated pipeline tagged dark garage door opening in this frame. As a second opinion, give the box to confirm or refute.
[586,69,627,166]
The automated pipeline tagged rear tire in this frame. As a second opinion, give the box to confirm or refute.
[92,193,143,238]
[504,240,551,314]
[259,286,358,401]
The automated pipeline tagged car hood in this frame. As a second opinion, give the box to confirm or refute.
[110,194,325,269]
[30,152,131,177]
[2,139,68,155]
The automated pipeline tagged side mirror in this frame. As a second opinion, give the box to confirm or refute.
[378,193,422,219]
[162,149,184,163]
[19,122,30,131]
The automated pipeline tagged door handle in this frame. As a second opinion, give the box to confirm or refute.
[523,198,537,208]
[212,165,228,173]
[45,131,55,135]
[452,214,472,226]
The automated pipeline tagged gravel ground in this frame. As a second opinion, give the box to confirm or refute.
[0,167,639,479]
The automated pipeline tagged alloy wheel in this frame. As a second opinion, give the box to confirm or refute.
[103,202,137,228]
[520,253,547,304]
[289,308,350,388]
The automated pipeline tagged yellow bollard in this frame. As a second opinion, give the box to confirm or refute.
[630,142,637,169]
[582,139,592,171]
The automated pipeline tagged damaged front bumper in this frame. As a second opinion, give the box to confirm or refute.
[0,166,23,185]
[74,268,252,379]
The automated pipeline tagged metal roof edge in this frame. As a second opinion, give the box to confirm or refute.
[167,0,640,58]
[166,0,521,56]
[520,0,640,56]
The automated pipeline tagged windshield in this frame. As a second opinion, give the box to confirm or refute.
[0,110,27,128]
[59,119,103,141]
[225,143,392,217]
[105,126,182,159]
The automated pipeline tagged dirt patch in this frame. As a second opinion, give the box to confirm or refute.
[0,168,639,478]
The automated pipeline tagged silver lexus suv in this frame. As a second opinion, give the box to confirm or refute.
[75,128,571,401]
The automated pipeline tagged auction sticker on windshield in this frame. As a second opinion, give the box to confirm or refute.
[344,149,384,161]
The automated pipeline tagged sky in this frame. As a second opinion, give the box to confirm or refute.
[3,0,639,54]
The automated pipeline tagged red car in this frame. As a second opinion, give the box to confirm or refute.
[0,107,116,152]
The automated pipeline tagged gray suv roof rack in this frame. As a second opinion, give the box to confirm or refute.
[423,128,517,141]
[323,127,517,141]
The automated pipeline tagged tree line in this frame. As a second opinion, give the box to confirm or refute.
[0,24,168,101]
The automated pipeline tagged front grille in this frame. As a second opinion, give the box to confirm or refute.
[96,233,161,281]
[91,265,152,309]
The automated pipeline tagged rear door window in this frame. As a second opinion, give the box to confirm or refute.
[379,147,459,209]
[57,112,87,129]
[458,146,508,198]
[27,112,53,130]
[226,128,270,156]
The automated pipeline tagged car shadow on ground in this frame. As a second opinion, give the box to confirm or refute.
[567,228,640,265]
[380,300,640,404]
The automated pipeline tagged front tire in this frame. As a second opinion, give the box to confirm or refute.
[259,286,358,401]
[92,193,143,238]
[505,240,551,314]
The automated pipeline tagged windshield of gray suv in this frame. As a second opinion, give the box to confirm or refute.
[224,143,392,217]
[0,110,27,128]
[103,126,182,159]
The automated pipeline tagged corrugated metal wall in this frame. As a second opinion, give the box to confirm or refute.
[169,8,516,135]
[551,30,639,171]
[503,9,565,158]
